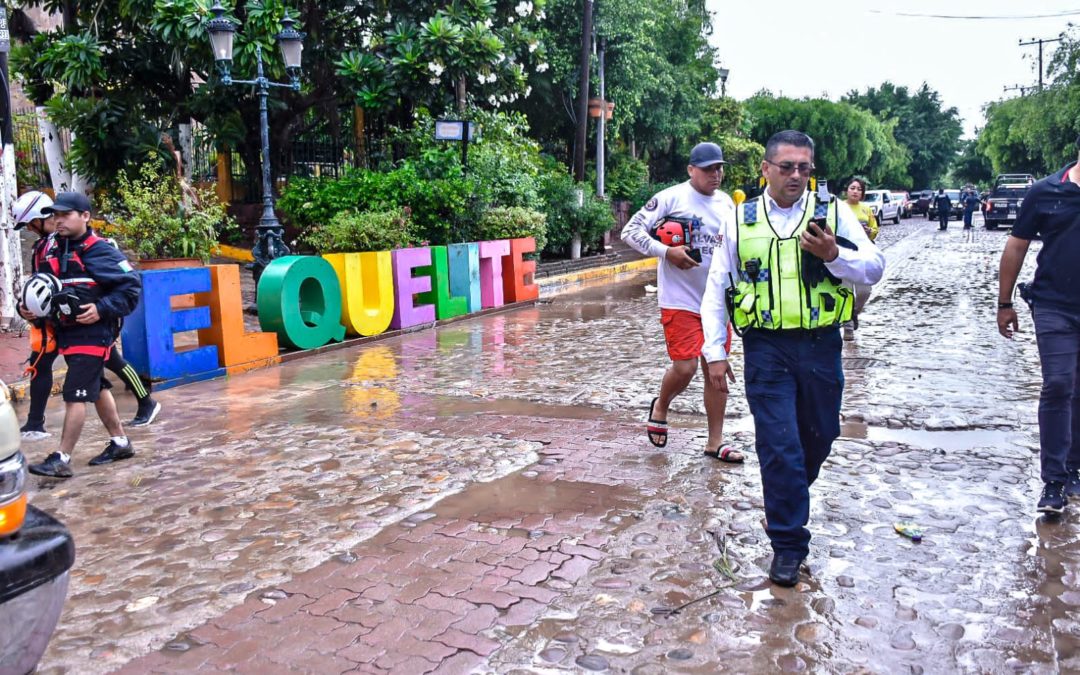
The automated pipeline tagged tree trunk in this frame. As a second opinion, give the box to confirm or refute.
[36,107,69,192]
[456,76,466,114]
[573,0,593,183]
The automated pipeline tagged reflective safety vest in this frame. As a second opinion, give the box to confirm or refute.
[730,193,853,330]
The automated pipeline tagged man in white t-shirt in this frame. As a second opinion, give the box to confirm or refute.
[621,142,743,463]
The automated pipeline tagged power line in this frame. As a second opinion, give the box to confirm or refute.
[869,9,1080,20]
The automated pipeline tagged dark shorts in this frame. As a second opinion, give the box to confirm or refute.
[62,353,112,403]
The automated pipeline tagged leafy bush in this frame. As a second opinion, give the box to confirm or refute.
[99,163,235,262]
[301,208,415,254]
[598,151,651,202]
[476,207,547,252]
[278,165,474,247]
[539,162,615,257]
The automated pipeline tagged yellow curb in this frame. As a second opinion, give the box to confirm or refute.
[212,244,255,263]
[538,257,656,288]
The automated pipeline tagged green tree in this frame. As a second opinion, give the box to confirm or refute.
[843,82,962,189]
[951,138,994,187]
[978,26,1080,177]
[524,0,719,178]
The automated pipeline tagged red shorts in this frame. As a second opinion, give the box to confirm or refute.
[660,309,733,362]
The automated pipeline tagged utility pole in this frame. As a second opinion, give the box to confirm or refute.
[1019,36,1061,91]
[596,36,606,199]
[573,0,593,183]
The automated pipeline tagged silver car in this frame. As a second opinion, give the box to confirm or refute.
[0,380,74,673]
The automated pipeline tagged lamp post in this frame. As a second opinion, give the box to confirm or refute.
[206,1,303,278]
[719,67,730,98]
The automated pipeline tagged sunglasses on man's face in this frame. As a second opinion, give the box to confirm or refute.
[765,160,814,175]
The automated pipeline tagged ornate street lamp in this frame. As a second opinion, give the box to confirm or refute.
[205,1,303,278]
[719,67,730,98]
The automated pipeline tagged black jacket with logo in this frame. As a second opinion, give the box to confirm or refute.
[42,229,142,349]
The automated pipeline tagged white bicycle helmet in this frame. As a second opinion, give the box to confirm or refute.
[20,273,62,318]
[12,191,53,229]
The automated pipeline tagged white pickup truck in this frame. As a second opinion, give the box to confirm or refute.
[863,190,901,224]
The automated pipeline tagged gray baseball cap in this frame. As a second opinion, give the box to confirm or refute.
[689,142,725,167]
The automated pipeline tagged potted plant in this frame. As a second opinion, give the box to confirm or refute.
[99,162,236,267]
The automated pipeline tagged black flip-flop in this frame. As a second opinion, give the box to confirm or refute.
[704,444,744,464]
[647,397,668,448]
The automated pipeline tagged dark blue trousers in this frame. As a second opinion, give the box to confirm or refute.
[743,327,844,557]
[1033,304,1080,484]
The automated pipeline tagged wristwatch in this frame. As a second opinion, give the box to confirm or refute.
[997,302,1013,309]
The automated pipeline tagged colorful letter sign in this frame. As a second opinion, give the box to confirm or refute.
[123,237,538,385]
[390,247,436,330]
[257,256,347,350]
[325,251,395,337]
[121,268,221,381]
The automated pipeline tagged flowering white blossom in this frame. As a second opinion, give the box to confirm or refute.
[538,10,546,19]
[508,16,514,23]
[484,18,493,28]
[487,72,497,83]
[515,1,534,16]
[496,53,506,63]
[478,72,487,84]
[536,62,549,72]
[428,61,445,76]
[488,95,501,108]
[384,12,392,22]
[360,32,371,48]
[528,41,538,53]
[429,76,441,85]
[524,86,532,97]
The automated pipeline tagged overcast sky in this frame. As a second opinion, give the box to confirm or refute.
[706,1,1079,137]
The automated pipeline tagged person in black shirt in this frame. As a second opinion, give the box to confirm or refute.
[998,139,1080,515]
[934,188,952,231]
[27,193,142,479]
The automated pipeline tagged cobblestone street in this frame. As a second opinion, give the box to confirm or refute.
[19,214,1069,673]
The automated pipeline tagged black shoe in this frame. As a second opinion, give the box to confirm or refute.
[1038,481,1067,514]
[28,452,73,479]
[88,440,135,466]
[768,552,805,587]
[1067,471,1080,498]
[128,400,162,427]
[19,421,51,441]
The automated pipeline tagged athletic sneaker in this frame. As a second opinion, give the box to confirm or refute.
[28,452,73,479]
[89,440,135,466]
[19,422,51,441]
[1067,471,1080,498]
[1038,481,1067,514]
[128,399,162,427]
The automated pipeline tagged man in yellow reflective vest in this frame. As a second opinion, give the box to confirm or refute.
[700,131,885,587]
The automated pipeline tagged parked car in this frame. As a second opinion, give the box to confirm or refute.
[863,190,901,224]
[911,190,933,216]
[891,191,912,218]
[984,173,1036,230]
[0,380,74,673]
[927,189,963,221]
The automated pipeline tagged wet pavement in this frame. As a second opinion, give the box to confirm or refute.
[18,214,1068,673]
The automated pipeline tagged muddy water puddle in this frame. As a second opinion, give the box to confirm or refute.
[841,421,1027,451]
[436,472,640,526]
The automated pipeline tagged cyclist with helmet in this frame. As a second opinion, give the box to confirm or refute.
[15,192,162,442]
[26,192,142,479]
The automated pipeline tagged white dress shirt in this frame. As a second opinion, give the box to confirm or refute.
[700,190,886,362]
